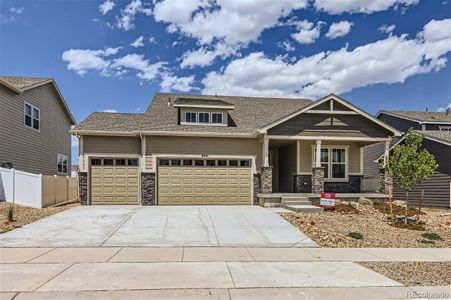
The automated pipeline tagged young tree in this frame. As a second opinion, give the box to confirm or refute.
[386,129,437,223]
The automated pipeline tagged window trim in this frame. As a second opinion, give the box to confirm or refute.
[181,111,227,126]
[24,102,40,131]
[312,145,349,182]
[439,125,451,131]
[57,153,68,174]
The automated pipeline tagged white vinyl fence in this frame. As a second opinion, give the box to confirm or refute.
[0,167,78,208]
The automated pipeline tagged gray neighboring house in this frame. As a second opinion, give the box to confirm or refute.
[71,93,400,206]
[364,110,451,208]
[0,76,76,175]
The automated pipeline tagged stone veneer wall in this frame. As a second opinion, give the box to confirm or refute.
[141,173,156,205]
[293,175,312,193]
[377,168,392,195]
[260,166,273,194]
[253,174,261,205]
[312,167,324,193]
[324,176,363,193]
[78,172,88,205]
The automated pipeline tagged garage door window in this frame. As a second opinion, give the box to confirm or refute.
[128,159,138,166]
[116,159,126,166]
[104,159,114,165]
[171,159,181,166]
[195,160,204,166]
[218,160,227,166]
[183,160,193,166]
[240,160,250,167]
[92,159,102,166]
[160,159,170,166]
[206,160,216,166]
[229,160,238,166]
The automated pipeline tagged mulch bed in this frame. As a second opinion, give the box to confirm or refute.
[0,202,78,233]
[282,202,451,248]
[360,262,451,286]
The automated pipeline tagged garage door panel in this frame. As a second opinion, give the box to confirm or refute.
[158,158,252,205]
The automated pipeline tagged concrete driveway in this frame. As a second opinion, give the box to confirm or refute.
[0,206,316,247]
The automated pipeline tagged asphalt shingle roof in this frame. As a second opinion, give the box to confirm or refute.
[72,93,313,134]
[0,76,52,91]
[383,110,451,123]
[414,130,451,144]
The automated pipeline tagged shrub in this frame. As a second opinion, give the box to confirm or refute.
[7,207,14,222]
[371,199,381,205]
[348,232,363,239]
[347,202,356,209]
[419,239,435,244]
[421,232,442,241]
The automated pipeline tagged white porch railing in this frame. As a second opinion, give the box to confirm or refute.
[360,176,379,193]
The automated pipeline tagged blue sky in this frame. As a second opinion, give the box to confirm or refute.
[1,0,451,163]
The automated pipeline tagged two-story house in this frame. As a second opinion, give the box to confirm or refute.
[0,76,76,175]
[364,110,451,208]
[71,93,400,206]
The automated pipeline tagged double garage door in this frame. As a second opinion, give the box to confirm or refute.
[91,158,139,205]
[158,158,252,205]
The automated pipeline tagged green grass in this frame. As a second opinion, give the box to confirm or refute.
[347,202,356,209]
[371,199,381,205]
[7,207,14,222]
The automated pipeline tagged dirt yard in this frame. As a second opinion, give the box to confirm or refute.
[282,201,451,248]
[0,202,78,233]
[360,262,451,286]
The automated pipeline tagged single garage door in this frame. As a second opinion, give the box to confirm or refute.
[91,158,139,205]
[158,158,252,205]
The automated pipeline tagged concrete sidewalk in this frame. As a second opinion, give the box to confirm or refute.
[1,247,449,263]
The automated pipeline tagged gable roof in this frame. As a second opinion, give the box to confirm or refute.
[72,93,312,135]
[377,110,451,124]
[259,93,402,136]
[0,76,76,125]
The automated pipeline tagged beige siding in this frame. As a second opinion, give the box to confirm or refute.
[83,136,141,155]
[0,84,72,175]
[298,141,362,174]
[146,136,262,169]
[278,143,297,192]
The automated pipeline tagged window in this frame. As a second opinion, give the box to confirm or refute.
[91,159,102,166]
[183,159,193,166]
[229,160,238,167]
[25,103,40,130]
[104,159,114,165]
[185,112,197,123]
[439,126,451,131]
[313,146,347,181]
[206,160,216,166]
[199,112,210,123]
[159,159,170,166]
[212,113,223,124]
[171,159,181,166]
[195,160,204,166]
[57,154,68,173]
[116,159,126,166]
[128,159,138,166]
[240,160,250,167]
[217,160,227,166]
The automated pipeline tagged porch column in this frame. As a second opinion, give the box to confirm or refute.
[312,139,324,194]
[378,139,392,194]
[260,134,272,193]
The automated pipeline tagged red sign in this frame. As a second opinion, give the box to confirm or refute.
[320,192,336,209]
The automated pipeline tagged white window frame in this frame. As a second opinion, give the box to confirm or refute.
[57,153,68,174]
[211,112,223,124]
[198,112,210,123]
[439,126,451,131]
[312,145,349,182]
[181,111,226,126]
[24,102,40,131]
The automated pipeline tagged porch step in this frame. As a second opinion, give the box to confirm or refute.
[281,200,311,205]
[282,204,324,213]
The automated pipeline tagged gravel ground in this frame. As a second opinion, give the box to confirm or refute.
[360,262,451,286]
[282,203,451,248]
[0,202,78,233]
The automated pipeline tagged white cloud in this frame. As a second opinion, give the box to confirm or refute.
[325,21,353,39]
[9,6,24,14]
[61,47,120,76]
[153,0,308,47]
[291,20,324,44]
[102,109,118,113]
[116,0,152,31]
[437,102,451,112]
[378,24,396,34]
[180,43,234,69]
[160,73,195,92]
[99,0,115,15]
[148,36,156,44]
[130,35,145,47]
[314,0,419,14]
[202,19,451,99]
[1,6,24,23]
[278,40,296,52]
[112,53,166,81]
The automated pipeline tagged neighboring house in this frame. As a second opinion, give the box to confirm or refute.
[364,110,451,207]
[71,93,400,206]
[0,76,76,176]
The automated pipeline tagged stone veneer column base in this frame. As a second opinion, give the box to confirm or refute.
[377,168,392,195]
[253,174,261,205]
[78,172,88,205]
[312,167,325,194]
[260,166,273,194]
[141,173,156,205]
